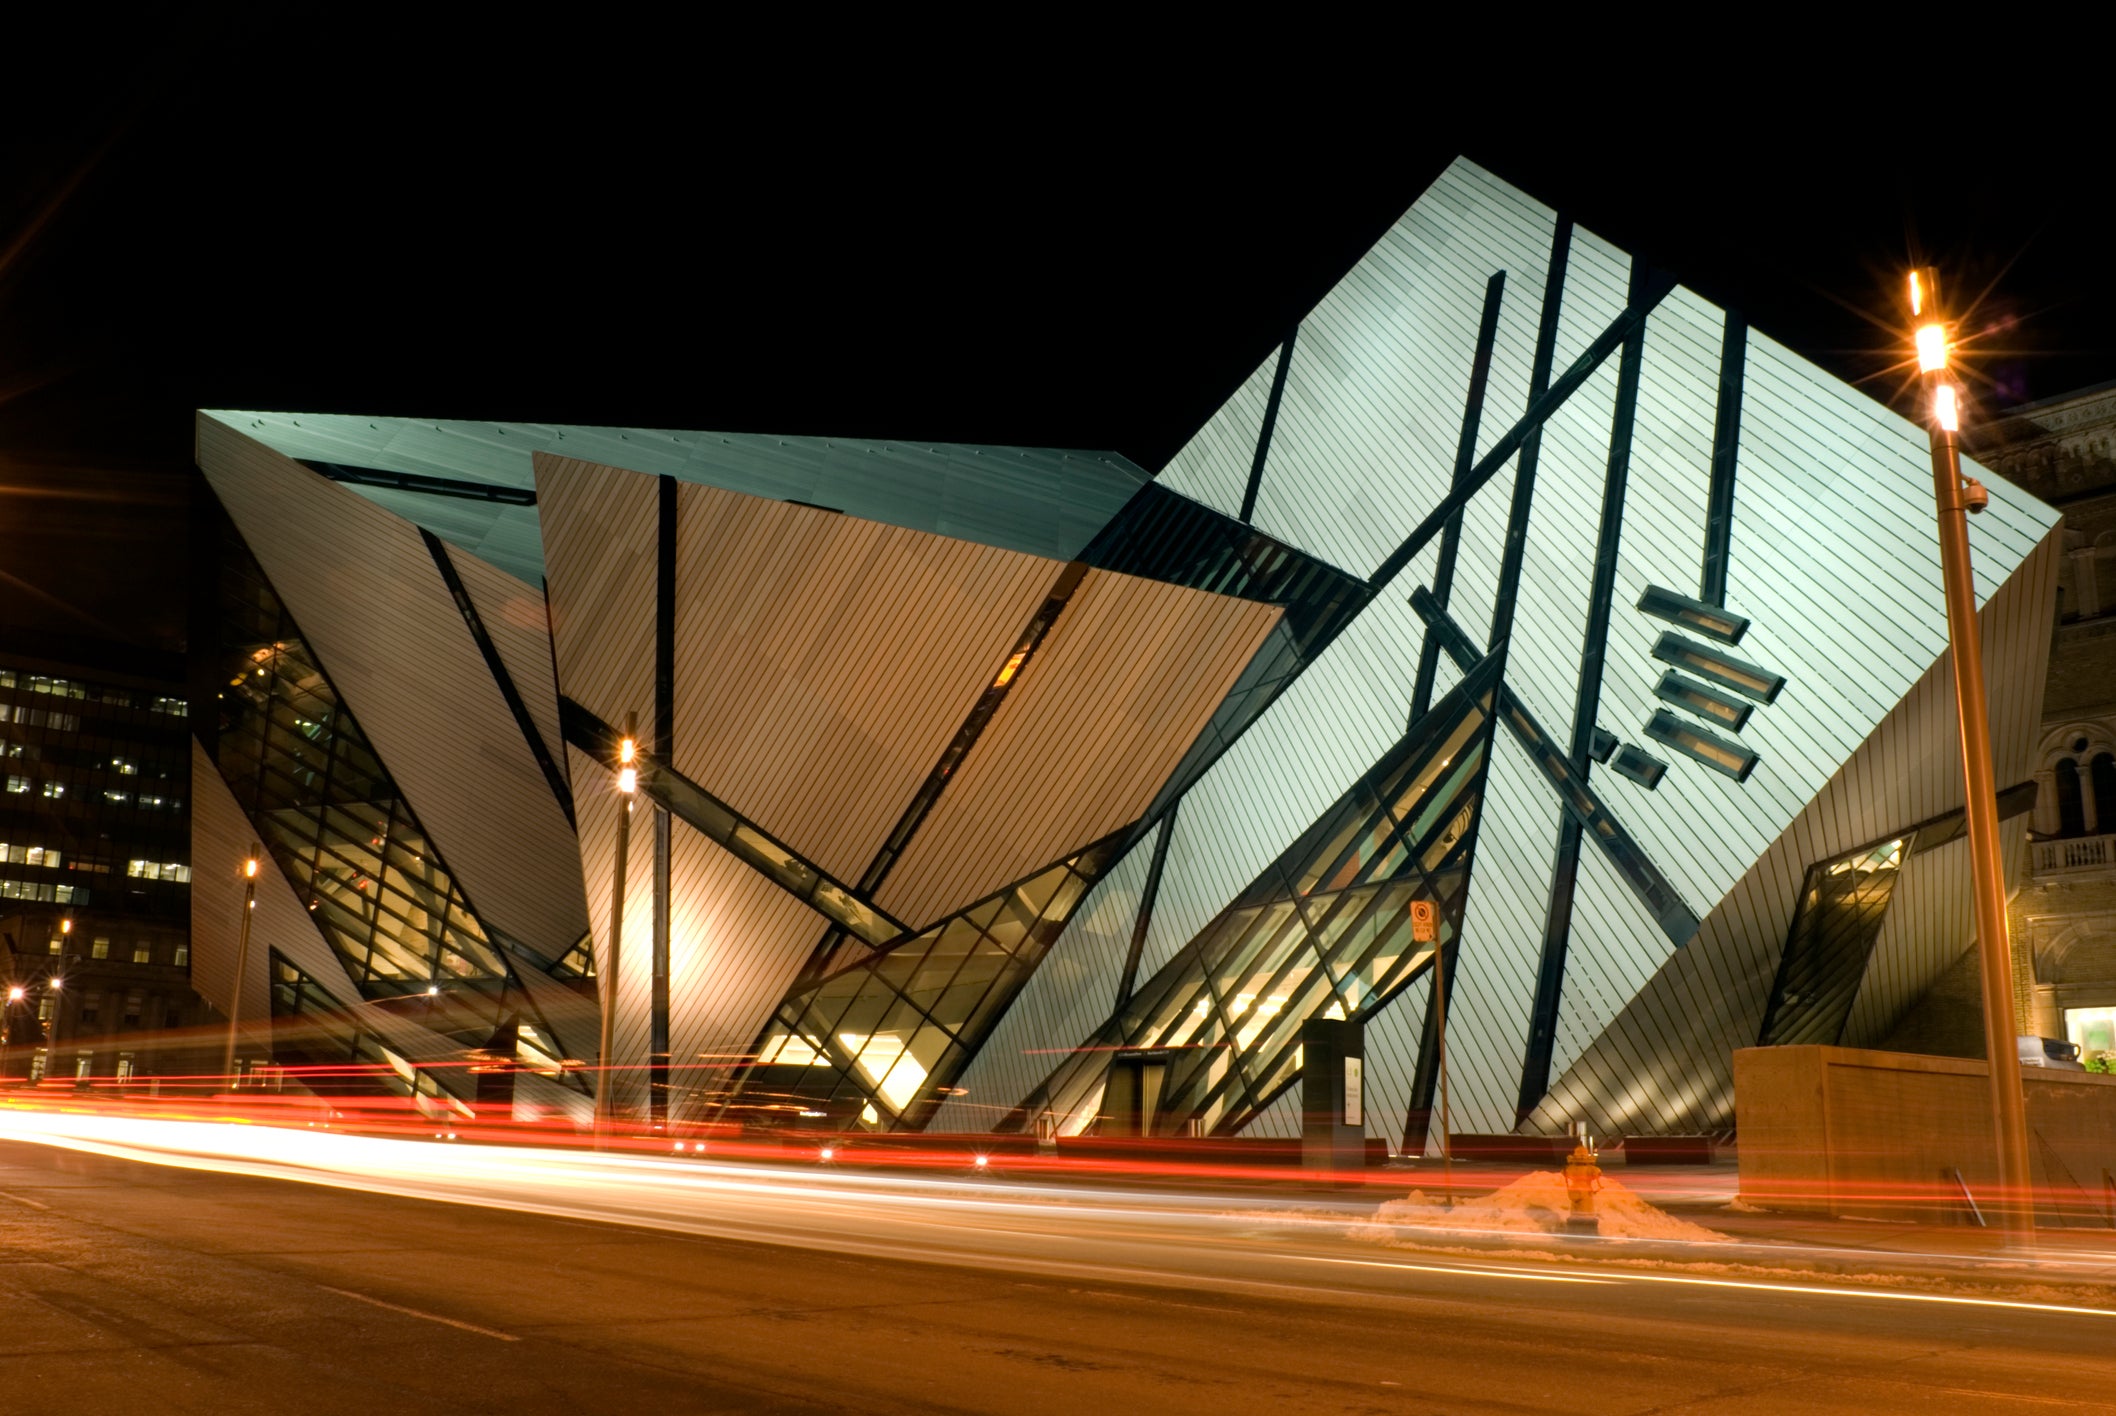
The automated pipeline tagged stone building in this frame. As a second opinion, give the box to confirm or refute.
[1971,381,2116,1065]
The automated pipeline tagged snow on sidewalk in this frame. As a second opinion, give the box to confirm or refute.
[1354,1169,1725,1243]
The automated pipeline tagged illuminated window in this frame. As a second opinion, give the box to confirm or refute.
[6,777,28,794]
[173,944,189,967]
[90,937,110,960]
[132,942,151,965]
[2066,1006,2116,1060]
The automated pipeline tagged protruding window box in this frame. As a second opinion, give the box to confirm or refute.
[1651,633,1783,705]
[1636,584,1749,645]
[1610,744,1667,790]
[1654,671,1753,732]
[1645,709,1759,782]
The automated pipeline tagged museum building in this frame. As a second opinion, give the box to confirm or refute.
[187,158,2061,1148]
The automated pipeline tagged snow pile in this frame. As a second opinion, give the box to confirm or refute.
[1356,1170,1724,1243]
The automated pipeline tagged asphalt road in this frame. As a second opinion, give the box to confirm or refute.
[1,1132,2114,1415]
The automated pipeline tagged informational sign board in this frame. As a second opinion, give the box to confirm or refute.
[1410,899,1438,943]
[1344,1055,1363,1127]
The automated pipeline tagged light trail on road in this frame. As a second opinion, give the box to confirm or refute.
[2,1105,2111,1326]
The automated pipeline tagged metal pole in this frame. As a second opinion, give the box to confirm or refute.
[650,803,670,1131]
[596,713,636,1142]
[1436,940,1453,1203]
[1927,416,2036,1240]
[1912,268,2033,1241]
[220,843,259,1091]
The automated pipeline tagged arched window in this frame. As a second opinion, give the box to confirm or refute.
[2091,755,2116,835]
[2056,758,2086,836]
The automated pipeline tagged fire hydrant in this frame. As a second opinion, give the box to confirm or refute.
[1563,1138,1602,1235]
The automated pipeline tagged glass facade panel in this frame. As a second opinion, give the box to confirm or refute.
[1020,653,1501,1137]
[1757,836,1908,1048]
[731,845,1119,1130]
[207,509,581,1077]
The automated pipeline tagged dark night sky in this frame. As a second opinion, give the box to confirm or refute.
[3,15,2111,665]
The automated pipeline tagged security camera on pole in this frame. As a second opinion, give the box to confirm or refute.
[1908,268,2033,1242]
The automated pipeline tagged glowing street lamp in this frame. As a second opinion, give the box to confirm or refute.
[220,843,262,1091]
[1908,268,2031,1240]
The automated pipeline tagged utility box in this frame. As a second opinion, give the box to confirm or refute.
[1301,1017,1366,1171]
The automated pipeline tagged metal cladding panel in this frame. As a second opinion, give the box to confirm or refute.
[1587,329,2058,928]
[571,745,822,1124]
[875,569,1282,928]
[669,477,1059,883]
[1021,156,2062,1145]
[190,739,348,1043]
[1415,727,1564,1145]
[536,453,660,746]
[1527,528,2060,1137]
[196,418,590,966]
[1549,830,1681,1086]
[445,548,567,777]
[929,827,1157,1133]
[1202,162,1559,579]
[662,812,825,1126]
[211,410,1148,572]
[348,485,544,586]
[570,745,653,1118]
[1842,533,2056,1043]
[1154,343,1282,519]
[509,957,602,1066]
[1234,1083,1302,1140]
[1135,543,1441,983]
[1361,972,1429,1156]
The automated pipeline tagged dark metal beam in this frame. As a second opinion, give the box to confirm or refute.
[1700,311,1749,608]
[651,476,677,1126]
[304,461,536,506]
[1517,259,1654,1122]
[1487,217,1574,653]
[1367,266,1677,592]
[1409,271,1507,728]
[419,530,575,829]
[559,696,909,948]
[1238,330,1299,525]
[1114,805,1178,1011]
[1411,588,1698,949]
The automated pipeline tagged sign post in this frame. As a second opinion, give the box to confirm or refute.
[1412,899,1450,1202]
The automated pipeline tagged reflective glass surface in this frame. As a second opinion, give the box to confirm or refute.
[208,511,582,1070]
[1756,836,1906,1048]
[1026,655,1501,1137]
[732,840,1120,1130]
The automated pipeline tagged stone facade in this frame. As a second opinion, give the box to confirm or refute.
[1973,383,2116,1066]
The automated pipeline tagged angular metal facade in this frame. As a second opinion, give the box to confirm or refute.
[190,156,2059,1144]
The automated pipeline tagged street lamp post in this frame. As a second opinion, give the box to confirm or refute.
[595,716,638,1142]
[220,845,260,1092]
[1910,268,2035,1241]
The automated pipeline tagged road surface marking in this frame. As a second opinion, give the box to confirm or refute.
[1291,1255,1613,1285]
[1578,1268,2116,1318]
[317,1285,520,1341]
